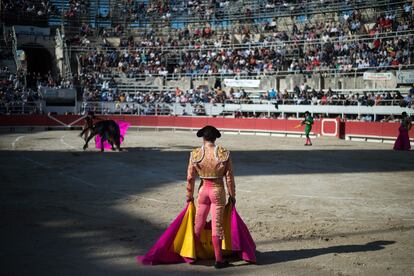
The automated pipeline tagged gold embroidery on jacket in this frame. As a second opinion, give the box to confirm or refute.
[191,146,230,178]
[212,185,226,238]
[191,147,204,163]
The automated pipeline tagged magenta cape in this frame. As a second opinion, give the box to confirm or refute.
[230,204,256,263]
[394,126,411,151]
[95,120,130,149]
[137,202,256,265]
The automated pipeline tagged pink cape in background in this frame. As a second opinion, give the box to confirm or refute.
[393,126,411,151]
[136,202,256,265]
[95,120,130,149]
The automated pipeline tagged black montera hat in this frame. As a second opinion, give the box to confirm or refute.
[196,125,221,139]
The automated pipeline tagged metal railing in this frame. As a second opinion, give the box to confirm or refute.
[0,101,41,114]
[78,64,414,83]
[70,29,414,52]
[78,98,413,117]
[226,98,412,106]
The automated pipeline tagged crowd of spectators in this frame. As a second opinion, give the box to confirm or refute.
[0,0,89,19]
[114,0,392,25]
[64,0,89,19]
[25,71,72,90]
[80,75,414,112]
[0,0,336,23]
[116,0,248,23]
[2,0,408,24]
[0,68,41,114]
[262,85,414,108]
[80,84,414,120]
[71,3,413,79]
[76,3,414,108]
[80,72,119,102]
[1,0,58,18]
[284,10,414,72]
[0,67,71,101]
[2,0,413,117]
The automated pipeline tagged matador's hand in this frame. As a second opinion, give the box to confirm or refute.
[186,196,194,203]
[228,196,236,205]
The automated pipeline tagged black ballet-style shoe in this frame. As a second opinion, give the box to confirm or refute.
[214,260,229,269]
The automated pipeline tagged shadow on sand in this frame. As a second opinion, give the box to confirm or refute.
[256,240,395,265]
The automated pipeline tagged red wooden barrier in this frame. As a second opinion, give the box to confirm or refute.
[344,121,414,139]
[0,115,411,140]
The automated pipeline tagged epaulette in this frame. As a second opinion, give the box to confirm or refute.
[191,147,204,163]
[215,145,230,162]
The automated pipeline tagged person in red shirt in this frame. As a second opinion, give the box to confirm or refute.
[321,94,327,105]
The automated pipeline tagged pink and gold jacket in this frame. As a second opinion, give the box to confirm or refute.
[186,145,236,199]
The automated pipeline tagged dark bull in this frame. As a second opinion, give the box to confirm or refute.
[80,120,123,152]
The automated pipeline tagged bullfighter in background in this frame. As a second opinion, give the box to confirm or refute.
[302,111,314,146]
[394,111,412,151]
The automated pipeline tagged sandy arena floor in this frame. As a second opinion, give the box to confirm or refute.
[0,129,413,276]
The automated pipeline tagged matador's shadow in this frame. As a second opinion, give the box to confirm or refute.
[255,240,395,265]
[189,241,395,268]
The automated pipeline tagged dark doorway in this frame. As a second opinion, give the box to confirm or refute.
[20,44,53,88]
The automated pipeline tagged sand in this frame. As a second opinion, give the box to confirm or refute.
[0,129,413,275]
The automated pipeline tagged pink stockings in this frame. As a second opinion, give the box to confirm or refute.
[212,236,223,262]
[194,180,226,262]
